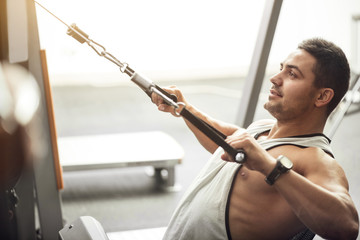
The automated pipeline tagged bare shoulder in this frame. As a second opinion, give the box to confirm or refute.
[291,147,349,193]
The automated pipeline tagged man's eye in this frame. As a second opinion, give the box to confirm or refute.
[289,71,296,77]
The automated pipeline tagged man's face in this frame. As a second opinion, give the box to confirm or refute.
[264,49,318,121]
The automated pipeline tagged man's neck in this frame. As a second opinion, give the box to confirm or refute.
[267,114,327,139]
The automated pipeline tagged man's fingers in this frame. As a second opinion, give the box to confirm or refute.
[221,152,232,162]
[151,92,165,106]
[158,104,170,112]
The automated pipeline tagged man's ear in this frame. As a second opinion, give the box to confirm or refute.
[315,88,334,107]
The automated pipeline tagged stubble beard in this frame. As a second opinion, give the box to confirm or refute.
[264,101,281,119]
[264,100,297,121]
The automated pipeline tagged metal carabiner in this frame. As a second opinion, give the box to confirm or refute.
[174,102,186,117]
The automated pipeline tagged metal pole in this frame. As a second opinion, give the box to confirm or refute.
[235,0,283,128]
[27,0,64,238]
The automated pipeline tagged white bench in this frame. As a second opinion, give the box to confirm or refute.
[57,131,184,189]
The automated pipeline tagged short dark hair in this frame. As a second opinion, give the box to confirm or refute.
[298,38,350,116]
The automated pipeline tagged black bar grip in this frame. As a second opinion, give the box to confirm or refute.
[180,107,246,163]
[154,85,178,103]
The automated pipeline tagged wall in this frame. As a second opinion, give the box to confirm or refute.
[35,0,360,85]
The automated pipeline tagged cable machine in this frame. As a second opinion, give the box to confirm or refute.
[0,0,283,238]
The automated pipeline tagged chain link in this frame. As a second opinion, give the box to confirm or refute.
[86,39,129,73]
[34,1,129,73]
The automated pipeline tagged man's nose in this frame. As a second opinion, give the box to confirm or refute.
[270,72,282,86]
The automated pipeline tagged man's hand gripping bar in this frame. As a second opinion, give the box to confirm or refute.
[130,72,178,109]
[130,71,246,163]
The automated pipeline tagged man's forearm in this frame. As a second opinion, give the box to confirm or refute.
[274,171,359,239]
[183,104,239,154]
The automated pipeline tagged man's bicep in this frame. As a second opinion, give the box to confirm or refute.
[303,149,350,195]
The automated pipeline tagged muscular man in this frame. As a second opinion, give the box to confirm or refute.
[152,38,359,240]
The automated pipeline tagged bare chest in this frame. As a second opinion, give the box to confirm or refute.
[227,147,306,239]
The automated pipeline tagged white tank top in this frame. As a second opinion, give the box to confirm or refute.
[163,122,333,240]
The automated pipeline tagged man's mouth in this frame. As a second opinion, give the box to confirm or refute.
[270,88,282,97]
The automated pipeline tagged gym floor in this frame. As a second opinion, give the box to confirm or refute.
[52,76,360,239]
